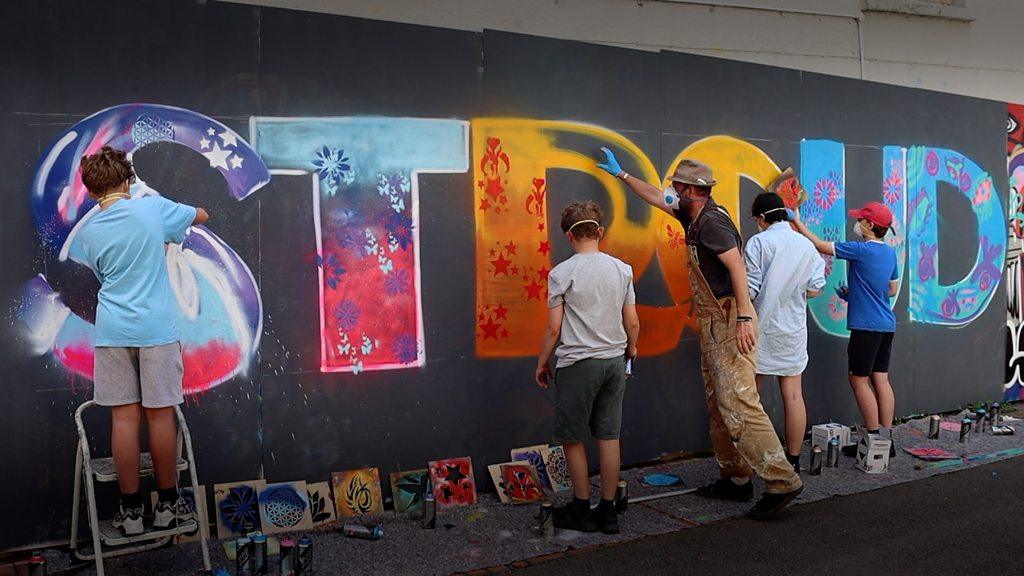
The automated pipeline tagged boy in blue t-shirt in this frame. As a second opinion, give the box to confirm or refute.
[792,202,899,455]
[76,147,209,535]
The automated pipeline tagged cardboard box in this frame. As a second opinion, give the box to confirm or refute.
[811,423,852,449]
[855,428,892,474]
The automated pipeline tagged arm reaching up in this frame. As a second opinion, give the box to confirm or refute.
[597,147,673,215]
[790,209,835,256]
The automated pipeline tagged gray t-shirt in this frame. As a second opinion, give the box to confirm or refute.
[547,252,636,368]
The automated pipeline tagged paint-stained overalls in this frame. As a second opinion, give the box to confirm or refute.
[686,204,802,494]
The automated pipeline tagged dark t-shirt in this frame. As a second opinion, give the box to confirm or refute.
[674,198,741,299]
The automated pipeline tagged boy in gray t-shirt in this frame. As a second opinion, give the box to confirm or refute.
[535,201,639,535]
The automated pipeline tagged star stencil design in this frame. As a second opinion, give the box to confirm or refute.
[490,253,512,276]
[206,127,216,136]
[480,317,501,339]
[505,241,518,255]
[203,143,231,170]
[494,303,509,320]
[538,241,551,256]
[524,279,545,300]
[199,137,210,150]
[219,130,238,148]
[230,155,244,169]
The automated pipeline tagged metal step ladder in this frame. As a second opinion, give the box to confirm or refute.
[69,400,212,576]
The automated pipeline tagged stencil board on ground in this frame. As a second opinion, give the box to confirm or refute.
[37,412,1024,576]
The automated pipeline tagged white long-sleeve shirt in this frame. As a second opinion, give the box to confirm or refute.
[744,221,827,376]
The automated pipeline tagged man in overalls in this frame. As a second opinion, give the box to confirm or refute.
[597,148,804,518]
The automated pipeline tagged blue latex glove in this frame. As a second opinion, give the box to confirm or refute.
[834,283,850,301]
[597,147,623,177]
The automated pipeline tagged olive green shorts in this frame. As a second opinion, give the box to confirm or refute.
[553,355,627,444]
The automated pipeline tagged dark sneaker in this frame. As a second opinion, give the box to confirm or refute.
[592,500,619,535]
[153,496,194,528]
[841,442,860,457]
[111,505,144,536]
[695,478,754,502]
[747,484,804,519]
[552,501,597,533]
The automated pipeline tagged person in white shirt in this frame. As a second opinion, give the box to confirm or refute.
[744,192,826,471]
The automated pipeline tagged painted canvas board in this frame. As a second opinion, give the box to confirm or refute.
[305,481,338,527]
[428,457,477,508]
[510,444,551,489]
[487,461,518,504]
[257,481,313,534]
[541,445,572,492]
[213,480,266,539]
[149,485,207,543]
[331,468,384,517]
[389,469,430,516]
[500,463,545,504]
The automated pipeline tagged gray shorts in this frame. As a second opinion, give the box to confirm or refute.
[93,342,184,408]
[553,355,627,444]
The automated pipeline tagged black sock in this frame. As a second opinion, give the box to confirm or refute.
[786,453,800,466]
[120,491,142,510]
[572,496,590,512]
[867,428,880,435]
[599,498,616,510]
[157,486,179,504]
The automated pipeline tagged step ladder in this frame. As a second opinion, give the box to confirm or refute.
[69,400,212,576]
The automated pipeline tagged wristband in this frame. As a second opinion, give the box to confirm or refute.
[736,315,752,323]
[618,171,629,181]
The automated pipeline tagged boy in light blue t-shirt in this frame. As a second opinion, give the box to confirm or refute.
[793,201,899,456]
[76,147,209,535]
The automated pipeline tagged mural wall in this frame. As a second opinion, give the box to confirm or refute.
[0,0,1009,549]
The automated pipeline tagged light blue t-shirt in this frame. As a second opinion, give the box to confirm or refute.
[834,240,899,332]
[76,196,197,347]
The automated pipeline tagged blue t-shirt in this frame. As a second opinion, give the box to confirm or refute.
[75,196,197,347]
[834,240,898,332]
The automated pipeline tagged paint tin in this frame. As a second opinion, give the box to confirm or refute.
[251,533,268,575]
[615,480,629,514]
[278,538,296,576]
[959,418,972,443]
[235,537,253,576]
[992,425,1015,436]
[342,520,383,540]
[991,403,1001,427]
[928,415,941,439]
[809,447,823,476]
[422,493,436,529]
[826,436,840,468]
[296,537,313,575]
[28,550,45,576]
[537,501,555,537]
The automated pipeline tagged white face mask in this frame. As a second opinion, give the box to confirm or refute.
[853,221,865,238]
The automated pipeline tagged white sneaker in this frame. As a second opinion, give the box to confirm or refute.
[153,496,194,528]
[112,505,144,536]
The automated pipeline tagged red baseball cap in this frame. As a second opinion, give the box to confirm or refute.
[848,201,893,228]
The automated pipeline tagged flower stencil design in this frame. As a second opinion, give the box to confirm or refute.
[320,253,347,290]
[312,146,354,196]
[384,268,411,296]
[333,300,361,331]
[391,334,418,364]
[220,485,260,534]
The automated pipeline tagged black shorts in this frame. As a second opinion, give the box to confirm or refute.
[848,330,895,377]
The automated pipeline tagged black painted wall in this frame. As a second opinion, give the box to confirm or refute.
[0,0,1006,549]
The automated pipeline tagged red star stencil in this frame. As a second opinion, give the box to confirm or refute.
[524,279,545,300]
[490,253,512,276]
[538,241,550,256]
[479,317,502,340]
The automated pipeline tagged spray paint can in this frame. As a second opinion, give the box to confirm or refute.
[342,520,384,540]
[235,537,253,576]
[809,447,823,476]
[296,537,313,575]
[826,436,840,468]
[251,533,268,575]
[991,403,1001,427]
[928,415,941,439]
[615,480,629,514]
[959,418,972,443]
[537,501,555,537]
[278,538,296,576]
[28,551,45,576]
[977,409,988,434]
[422,493,436,529]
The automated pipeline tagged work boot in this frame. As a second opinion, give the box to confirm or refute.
[747,484,804,520]
[694,478,754,502]
[552,498,597,533]
[592,499,619,534]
